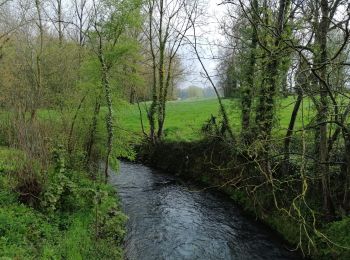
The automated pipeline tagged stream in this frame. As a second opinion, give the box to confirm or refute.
[110,161,299,260]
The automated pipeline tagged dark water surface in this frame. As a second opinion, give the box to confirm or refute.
[110,162,299,260]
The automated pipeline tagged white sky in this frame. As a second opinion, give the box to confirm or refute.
[178,0,227,89]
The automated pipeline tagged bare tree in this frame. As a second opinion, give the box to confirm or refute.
[72,0,91,46]
[144,0,198,142]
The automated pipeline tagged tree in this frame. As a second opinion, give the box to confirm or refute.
[87,0,141,180]
[240,0,258,134]
[144,0,197,142]
[217,49,239,98]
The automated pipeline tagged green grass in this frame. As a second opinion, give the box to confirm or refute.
[1,96,316,143]
[118,96,316,141]
[0,147,26,173]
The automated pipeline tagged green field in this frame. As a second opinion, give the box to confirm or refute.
[118,97,315,141]
[0,96,316,143]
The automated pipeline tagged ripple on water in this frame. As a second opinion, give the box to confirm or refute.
[110,162,299,260]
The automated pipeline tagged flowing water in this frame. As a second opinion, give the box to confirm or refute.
[110,162,299,260]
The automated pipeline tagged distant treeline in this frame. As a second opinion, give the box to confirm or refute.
[176,86,216,100]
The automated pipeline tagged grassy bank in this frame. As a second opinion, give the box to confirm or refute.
[0,145,126,259]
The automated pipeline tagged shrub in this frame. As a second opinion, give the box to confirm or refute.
[0,204,59,258]
[319,217,350,259]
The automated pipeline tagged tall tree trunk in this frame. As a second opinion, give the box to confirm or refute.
[129,87,135,104]
[283,60,306,172]
[158,56,173,139]
[99,55,113,183]
[283,88,302,172]
[314,0,334,217]
[147,0,157,143]
[68,94,86,155]
[241,0,258,135]
[157,0,165,140]
[148,67,157,143]
[57,0,63,45]
[255,0,290,172]
[342,130,350,212]
[32,0,44,121]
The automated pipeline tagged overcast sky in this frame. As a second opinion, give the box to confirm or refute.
[178,0,227,89]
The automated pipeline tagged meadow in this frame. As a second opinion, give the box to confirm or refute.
[118,96,316,141]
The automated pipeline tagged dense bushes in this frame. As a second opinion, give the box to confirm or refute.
[319,217,350,259]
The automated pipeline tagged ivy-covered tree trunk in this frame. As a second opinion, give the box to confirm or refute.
[156,0,165,140]
[156,51,165,139]
[158,59,173,140]
[255,0,290,171]
[148,67,157,143]
[255,55,278,150]
[342,130,350,212]
[241,0,258,136]
[147,0,157,143]
[99,55,113,183]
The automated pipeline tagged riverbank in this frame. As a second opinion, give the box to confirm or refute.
[0,146,126,259]
[137,139,350,259]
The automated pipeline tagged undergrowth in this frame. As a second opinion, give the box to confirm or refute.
[0,147,126,259]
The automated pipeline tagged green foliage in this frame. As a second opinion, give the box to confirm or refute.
[56,211,124,260]
[0,0,143,258]
[319,217,350,259]
[0,204,59,258]
[56,215,92,260]
[186,86,205,99]
[0,145,126,259]
[42,146,77,213]
[41,168,77,213]
[94,187,127,244]
[95,106,136,165]
[0,200,125,259]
